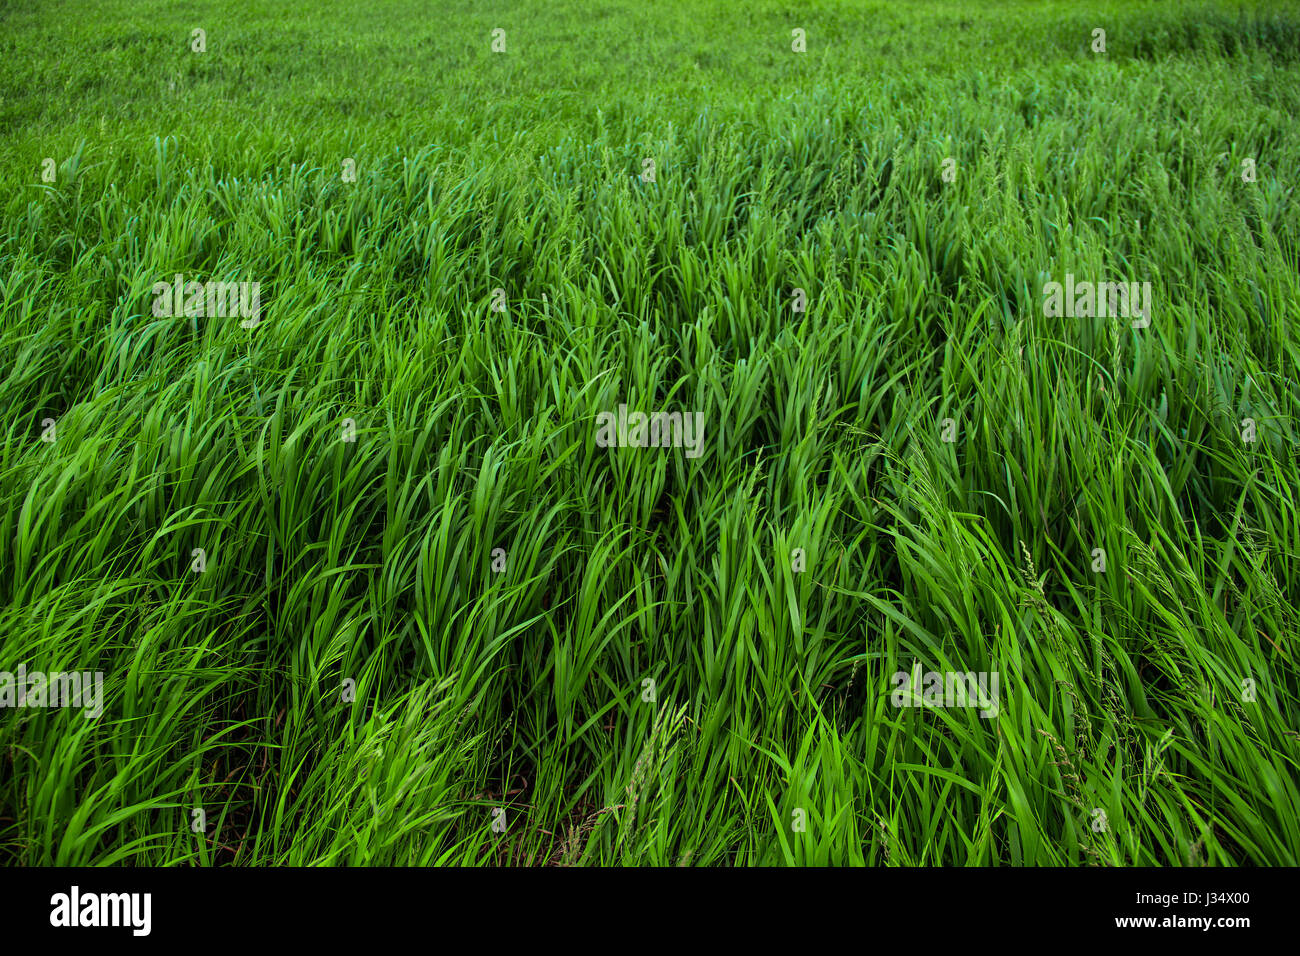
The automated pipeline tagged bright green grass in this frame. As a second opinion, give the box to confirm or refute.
[1,0,1298,865]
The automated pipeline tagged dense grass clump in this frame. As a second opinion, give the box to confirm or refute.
[1,0,1298,865]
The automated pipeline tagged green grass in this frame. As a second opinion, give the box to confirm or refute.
[1,0,1298,866]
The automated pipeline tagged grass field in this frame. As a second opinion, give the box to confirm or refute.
[1,0,1299,866]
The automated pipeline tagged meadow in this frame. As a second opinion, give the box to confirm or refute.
[1,0,1298,865]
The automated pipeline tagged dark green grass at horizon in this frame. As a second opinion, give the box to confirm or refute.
[0,0,1298,865]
